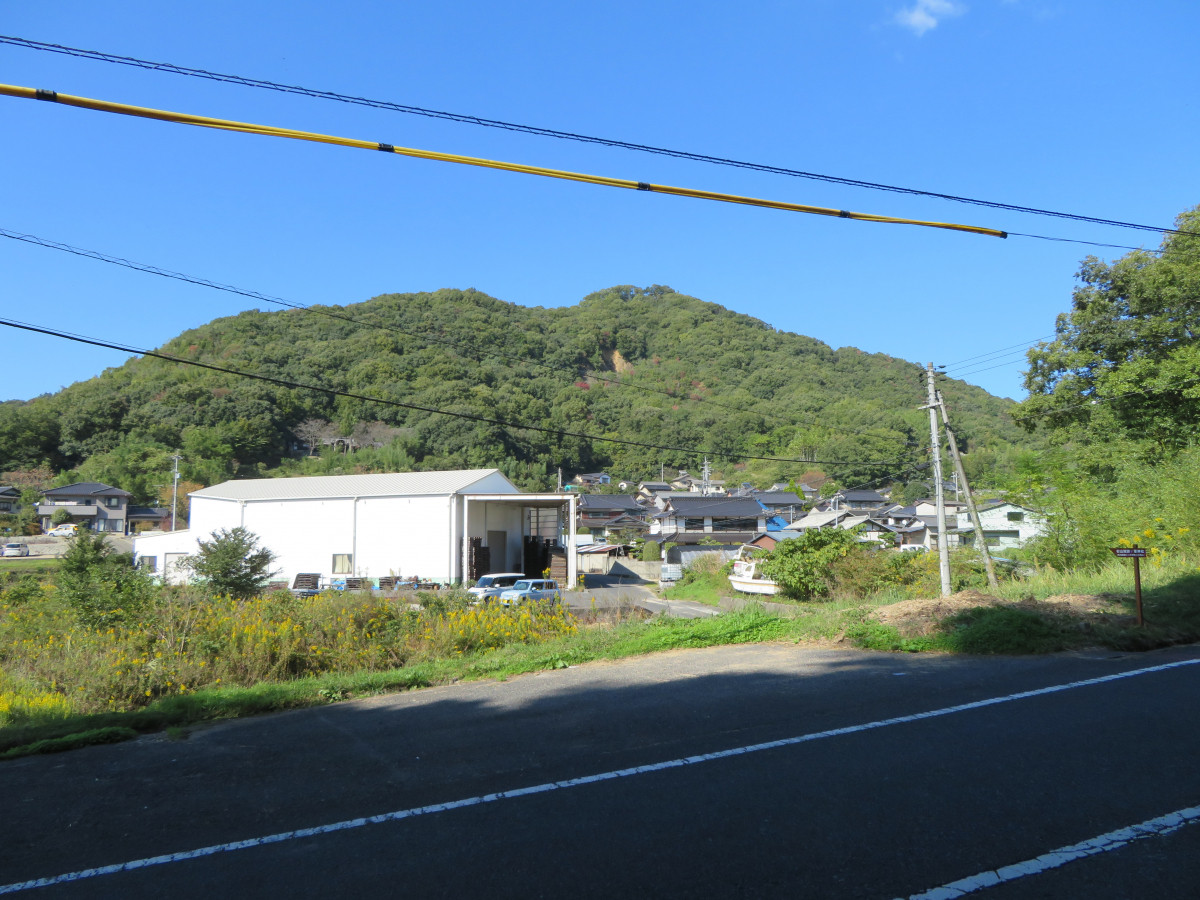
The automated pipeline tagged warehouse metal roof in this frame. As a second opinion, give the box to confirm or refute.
[190,469,517,502]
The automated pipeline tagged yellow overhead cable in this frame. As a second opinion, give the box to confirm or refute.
[0,83,1007,239]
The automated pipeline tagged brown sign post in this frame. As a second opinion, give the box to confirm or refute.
[1110,546,1148,626]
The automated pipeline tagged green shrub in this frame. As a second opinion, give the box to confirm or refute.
[56,530,155,627]
[844,621,944,653]
[181,527,277,599]
[678,551,724,586]
[641,541,661,562]
[1,574,45,605]
[760,528,861,600]
[940,606,1066,654]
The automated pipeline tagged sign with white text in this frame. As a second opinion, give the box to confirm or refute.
[1110,546,1147,626]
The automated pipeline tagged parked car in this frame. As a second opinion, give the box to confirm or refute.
[468,572,527,602]
[2,542,31,558]
[46,524,79,537]
[498,579,562,605]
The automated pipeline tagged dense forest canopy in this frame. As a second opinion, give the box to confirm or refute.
[0,285,1034,501]
[1015,206,1200,455]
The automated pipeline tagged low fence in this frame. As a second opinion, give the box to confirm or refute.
[575,556,663,583]
[576,549,739,584]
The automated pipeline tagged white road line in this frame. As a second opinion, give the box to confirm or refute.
[901,804,1200,899]
[2,656,1197,895]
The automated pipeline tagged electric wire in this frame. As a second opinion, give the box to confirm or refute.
[944,336,1056,368]
[1006,232,1168,254]
[843,460,934,495]
[0,316,916,470]
[950,357,1032,379]
[0,225,922,446]
[0,227,766,413]
[949,349,1038,378]
[0,34,1192,242]
[0,83,1007,239]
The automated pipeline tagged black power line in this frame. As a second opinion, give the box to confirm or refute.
[944,336,1055,368]
[0,316,915,470]
[2,33,1193,242]
[1007,232,1169,254]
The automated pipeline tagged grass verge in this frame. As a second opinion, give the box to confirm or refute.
[0,558,60,575]
[0,605,805,759]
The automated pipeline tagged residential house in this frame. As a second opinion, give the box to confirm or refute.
[768,481,820,502]
[0,486,20,515]
[576,494,647,543]
[635,481,673,503]
[667,470,726,495]
[746,530,805,553]
[785,508,859,532]
[813,489,889,512]
[913,499,966,526]
[751,491,806,524]
[36,482,161,534]
[649,496,782,547]
[669,470,699,492]
[786,505,939,551]
[133,469,578,588]
[957,501,1046,549]
[571,472,611,488]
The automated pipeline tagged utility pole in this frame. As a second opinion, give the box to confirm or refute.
[936,391,999,590]
[924,364,951,597]
[701,457,712,496]
[169,454,183,531]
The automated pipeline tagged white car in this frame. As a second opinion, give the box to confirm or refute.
[2,542,31,557]
[468,572,527,602]
[46,524,79,537]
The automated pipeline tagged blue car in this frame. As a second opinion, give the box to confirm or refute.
[497,579,562,605]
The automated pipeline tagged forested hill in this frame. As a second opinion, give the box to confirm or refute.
[0,285,1036,500]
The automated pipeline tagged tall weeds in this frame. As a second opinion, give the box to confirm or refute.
[0,586,576,718]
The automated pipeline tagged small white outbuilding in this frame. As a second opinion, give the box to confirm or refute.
[133,468,577,588]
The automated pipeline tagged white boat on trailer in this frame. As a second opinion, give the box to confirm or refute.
[727,545,780,596]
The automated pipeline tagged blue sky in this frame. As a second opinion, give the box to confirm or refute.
[2,1,1195,404]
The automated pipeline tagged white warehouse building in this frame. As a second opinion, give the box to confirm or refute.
[133,468,577,589]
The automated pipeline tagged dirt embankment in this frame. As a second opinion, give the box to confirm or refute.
[870,590,1135,638]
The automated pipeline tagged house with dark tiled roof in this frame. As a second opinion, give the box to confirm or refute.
[751,491,806,523]
[0,486,20,515]
[37,482,146,534]
[576,494,648,542]
[649,495,784,546]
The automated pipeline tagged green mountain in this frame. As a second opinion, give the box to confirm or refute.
[0,285,1036,499]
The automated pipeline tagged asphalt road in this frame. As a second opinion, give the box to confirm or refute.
[3,643,1199,898]
[0,535,132,560]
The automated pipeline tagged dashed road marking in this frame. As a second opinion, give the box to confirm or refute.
[2,656,1198,895]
